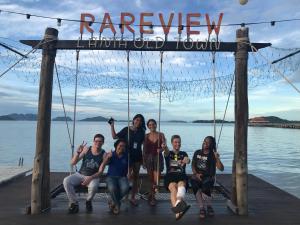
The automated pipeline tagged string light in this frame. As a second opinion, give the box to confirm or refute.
[57,18,62,27]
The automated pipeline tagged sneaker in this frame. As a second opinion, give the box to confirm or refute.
[68,203,79,214]
[86,200,93,213]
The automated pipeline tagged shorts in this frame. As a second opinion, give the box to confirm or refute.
[164,172,188,191]
[144,153,164,172]
[190,175,214,196]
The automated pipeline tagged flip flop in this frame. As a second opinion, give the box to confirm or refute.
[108,201,115,212]
[175,204,191,221]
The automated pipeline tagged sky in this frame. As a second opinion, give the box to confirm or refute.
[0,0,299,121]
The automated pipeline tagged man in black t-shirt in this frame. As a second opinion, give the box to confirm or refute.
[162,135,191,220]
[63,134,106,214]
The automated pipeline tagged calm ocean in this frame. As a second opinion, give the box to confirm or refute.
[0,121,299,198]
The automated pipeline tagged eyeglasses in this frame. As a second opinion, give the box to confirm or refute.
[94,140,103,143]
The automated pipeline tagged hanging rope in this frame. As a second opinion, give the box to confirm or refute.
[71,49,80,173]
[217,73,235,149]
[212,52,217,139]
[126,50,130,174]
[247,42,300,95]
[54,61,72,149]
[0,39,53,78]
[157,51,163,187]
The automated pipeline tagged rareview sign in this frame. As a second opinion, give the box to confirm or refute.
[79,12,224,37]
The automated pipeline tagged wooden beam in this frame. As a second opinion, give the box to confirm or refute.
[20,40,271,52]
[234,27,249,216]
[31,28,58,214]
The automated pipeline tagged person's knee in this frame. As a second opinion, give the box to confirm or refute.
[63,176,70,187]
[107,183,117,193]
[89,181,99,192]
[168,183,177,192]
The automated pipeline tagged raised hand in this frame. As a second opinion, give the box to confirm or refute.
[81,176,93,186]
[77,141,87,154]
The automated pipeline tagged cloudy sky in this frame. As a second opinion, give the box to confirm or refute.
[0,0,299,121]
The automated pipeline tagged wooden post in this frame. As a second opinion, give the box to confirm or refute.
[234,27,249,216]
[31,28,58,214]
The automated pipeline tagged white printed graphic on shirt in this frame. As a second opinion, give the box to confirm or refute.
[196,155,208,170]
[86,159,99,170]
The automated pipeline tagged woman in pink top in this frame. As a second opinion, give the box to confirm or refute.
[143,119,166,206]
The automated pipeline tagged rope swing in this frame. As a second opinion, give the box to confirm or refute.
[126,50,131,174]
[156,51,164,188]
[70,49,80,173]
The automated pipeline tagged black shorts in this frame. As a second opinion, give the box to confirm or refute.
[190,175,214,196]
[164,172,188,191]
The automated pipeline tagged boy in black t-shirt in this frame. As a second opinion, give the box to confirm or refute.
[191,136,217,219]
[162,135,191,220]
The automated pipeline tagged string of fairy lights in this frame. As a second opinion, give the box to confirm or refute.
[0,8,299,101]
[0,9,300,28]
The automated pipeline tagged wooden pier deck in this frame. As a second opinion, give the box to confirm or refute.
[0,172,299,225]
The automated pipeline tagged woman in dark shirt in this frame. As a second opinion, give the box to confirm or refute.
[99,139,129,215]
[191,136,219,219]
[109,114,146,206]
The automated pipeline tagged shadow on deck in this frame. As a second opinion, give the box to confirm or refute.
[0,172,299,225]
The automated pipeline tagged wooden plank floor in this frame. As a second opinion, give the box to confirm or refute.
[0,173,299,225]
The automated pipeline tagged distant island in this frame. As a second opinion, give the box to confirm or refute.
[249,116,300,129]
[0,114,299,129]
[52,116,72,121]
[167,120,187,123]
[80,116,107,122]
[193,119,233,123]
[0,113,37,121]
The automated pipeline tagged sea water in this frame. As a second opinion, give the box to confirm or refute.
[0,121,299,198]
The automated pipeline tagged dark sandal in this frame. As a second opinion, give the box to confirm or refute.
[130,199,138,207]
[171,201,187,213]
[175,204,191,220]
[207,206,214,217]
[108,201,115,212]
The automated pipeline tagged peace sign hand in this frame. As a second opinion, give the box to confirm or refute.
[77,141,87,154]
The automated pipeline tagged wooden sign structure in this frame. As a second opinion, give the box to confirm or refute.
[21,27,270,215]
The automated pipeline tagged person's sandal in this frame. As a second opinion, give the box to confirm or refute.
[149,197,156,206]
[108,200,115,212]
[130,198,138,207]
[207,206,214,217]
[112,205,120,215]
[175,203,191,221]
[199,208,206,219]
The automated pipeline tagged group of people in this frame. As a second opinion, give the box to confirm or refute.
[63,114,224,220]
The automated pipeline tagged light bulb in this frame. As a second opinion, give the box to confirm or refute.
[239,0,248,5]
